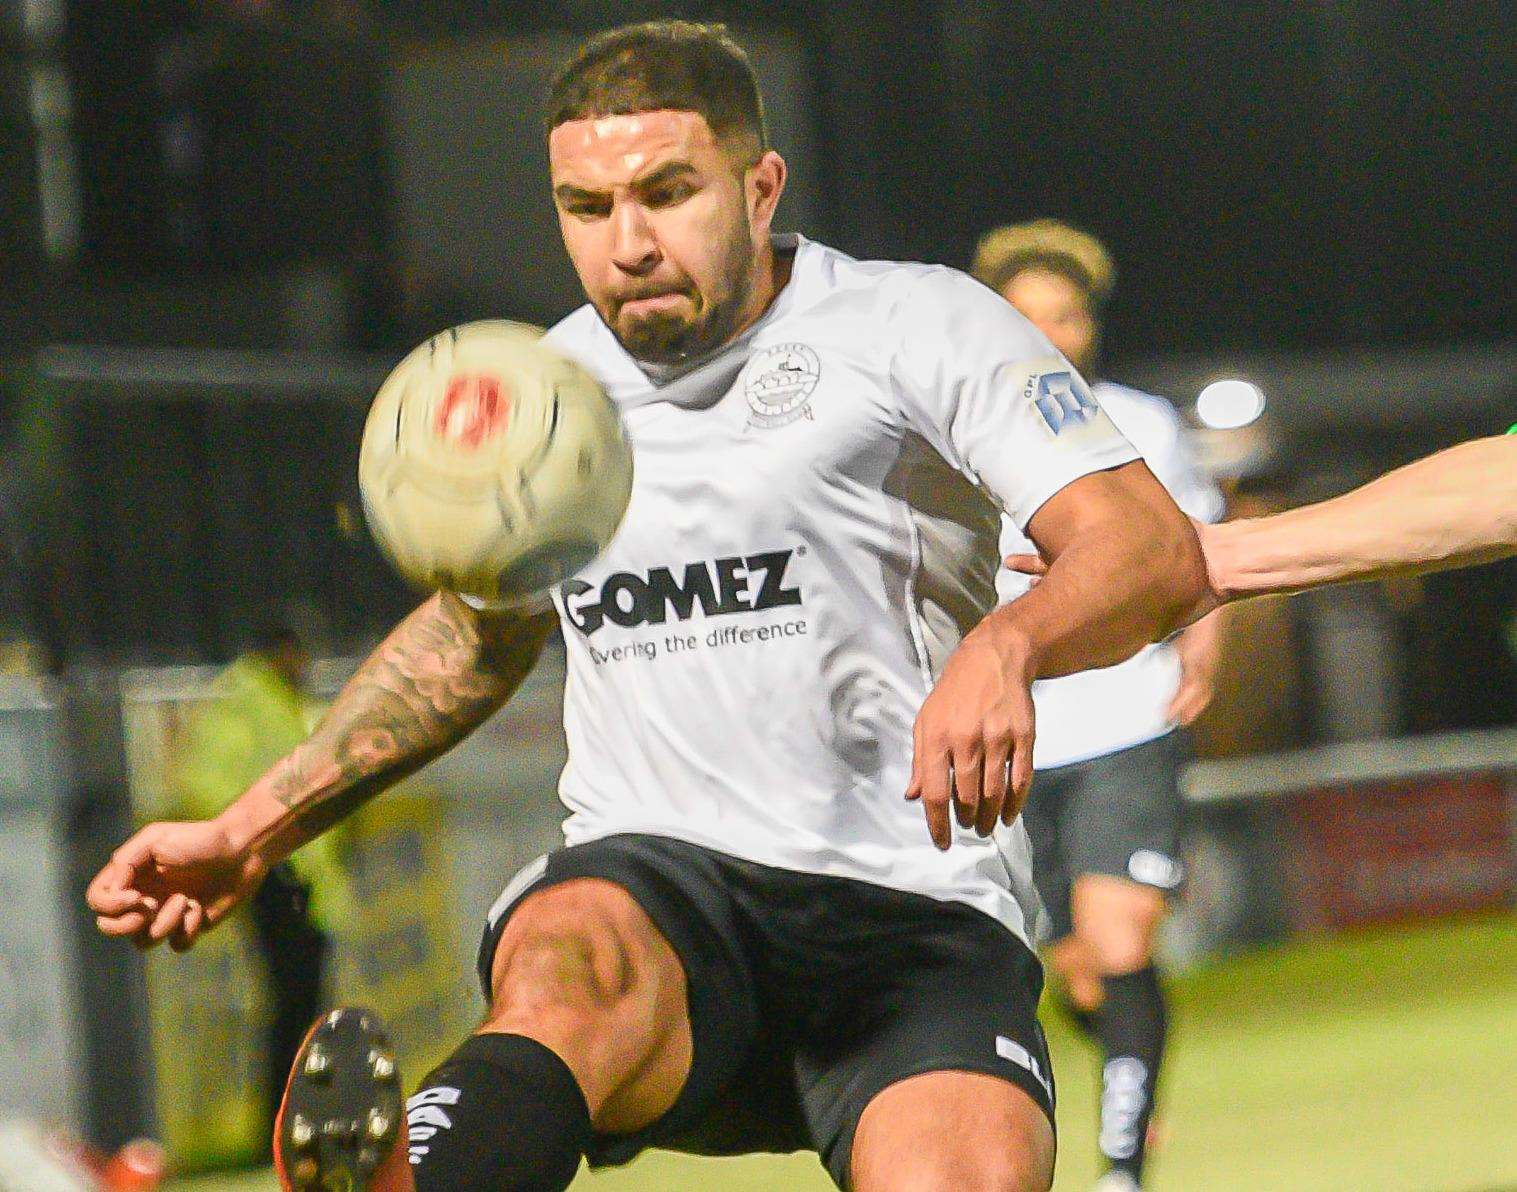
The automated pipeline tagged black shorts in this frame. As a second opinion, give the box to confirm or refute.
[476,833,1054,1189]
[1021,729,1188,942]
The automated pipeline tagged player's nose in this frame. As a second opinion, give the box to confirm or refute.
[608,199,661,275]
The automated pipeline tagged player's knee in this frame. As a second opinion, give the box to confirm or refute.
[1048,937,1088,982]
[1072,880,1165,975]
[1047,936,1103,1012]
[484,882,692,1131]
[489,895,639,1022]
[494,924,630,1011]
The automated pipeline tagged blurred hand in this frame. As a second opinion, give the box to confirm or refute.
[86,819,268,952]
[907,636,1036,850]
[1165,610,1224,726]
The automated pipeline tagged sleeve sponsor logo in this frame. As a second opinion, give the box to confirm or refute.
[1026,370,1100,436]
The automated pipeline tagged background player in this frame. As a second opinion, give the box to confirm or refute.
[166,620,349,1146]
[87,22,1207,1192]
[975,220,1226,1192]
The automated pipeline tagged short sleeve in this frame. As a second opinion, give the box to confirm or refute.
[889,268,1139,529]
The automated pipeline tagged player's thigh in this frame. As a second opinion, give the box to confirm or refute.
[795,894,1054,1188]
[1070,873,1167,974]
[850,1071,1055,1192]
[486,876,693,1131]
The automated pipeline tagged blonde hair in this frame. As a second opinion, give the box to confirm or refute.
[971,219,1116,307]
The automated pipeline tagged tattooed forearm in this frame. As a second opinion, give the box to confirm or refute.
[248,592,552,855]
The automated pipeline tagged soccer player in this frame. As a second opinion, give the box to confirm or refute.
[1005,431,1517,614]
[974,220,1226,1192]
[86,22,1206,1192]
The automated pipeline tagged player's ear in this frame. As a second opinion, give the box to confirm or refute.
[746,149,787,232]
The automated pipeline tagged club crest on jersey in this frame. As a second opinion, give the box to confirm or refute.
[743,342,820,428]
[1026,370,1099,436]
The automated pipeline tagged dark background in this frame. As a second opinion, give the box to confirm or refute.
[40,1,1512,353]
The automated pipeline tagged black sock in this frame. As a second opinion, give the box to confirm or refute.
[1094,966,1167,1182]
[407,1033,593,1192]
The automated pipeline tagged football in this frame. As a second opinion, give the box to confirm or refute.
[358,319,633,605]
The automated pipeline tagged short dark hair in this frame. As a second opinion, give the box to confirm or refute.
[547,20,768,159]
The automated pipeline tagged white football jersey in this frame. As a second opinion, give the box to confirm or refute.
[999,382,1225,769]
[538,234,1138,942]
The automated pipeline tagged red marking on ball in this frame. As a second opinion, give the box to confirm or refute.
[435,374,511,449]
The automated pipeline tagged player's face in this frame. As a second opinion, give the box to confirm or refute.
[550,110,780,365]
[1002,268,1099,376]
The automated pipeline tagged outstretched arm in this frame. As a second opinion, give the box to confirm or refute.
[87,592,555,948]
[1203,434,1517,599]
[1003,435,1517,618]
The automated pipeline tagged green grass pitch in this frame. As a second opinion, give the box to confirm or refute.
[168,911,1517,1192]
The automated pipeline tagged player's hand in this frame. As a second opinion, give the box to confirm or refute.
[1165,666,1213,726]
[1165,608,1225,726]
[86,818,268,952]
[906,636,1036,850]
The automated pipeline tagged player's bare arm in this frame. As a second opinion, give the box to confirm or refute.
[1203,432,1517,600]
[245,593,552,850]
[86,592,554,950]
[1005,435,1517,616]
[909,460,1205,849]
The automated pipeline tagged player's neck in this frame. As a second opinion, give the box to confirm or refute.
[732,239,794,343]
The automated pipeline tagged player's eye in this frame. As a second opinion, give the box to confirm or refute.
[641,180,695,209]
[560,195,612,220]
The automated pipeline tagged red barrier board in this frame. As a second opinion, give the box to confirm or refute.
[1281,773,1515,930]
